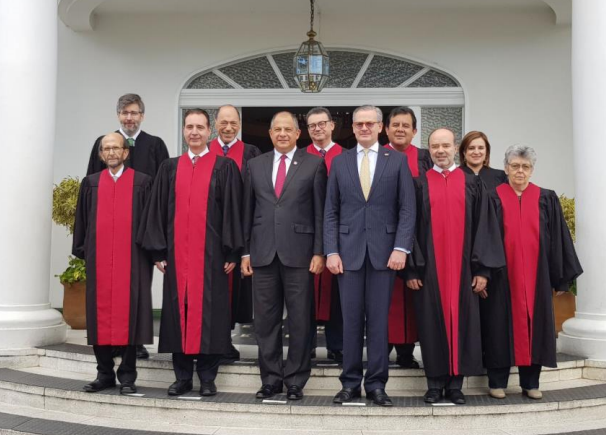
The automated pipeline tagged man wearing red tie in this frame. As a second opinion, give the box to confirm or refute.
[305,107,344,363]
[209,105,262,363]
[383,107,432,369]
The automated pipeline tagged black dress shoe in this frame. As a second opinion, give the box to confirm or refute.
[120,383,137,395]
[83,379,116,393]
[333,387,362,404]
[286,385,304,400]
[255,384,283,399]
[168,379,193,396]
[423,388,443,403]
[200,380,217,396]
[136,345,149,359]
[220,344,241,365]
[327,350,343,363]
[445,389,466,404]
[310,348,317,359]
[395,356,420,369]
[366,388,393,407]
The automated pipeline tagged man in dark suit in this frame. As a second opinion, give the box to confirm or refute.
[86,93,170,361]
[242,111,327,401]
[324,105,416,406]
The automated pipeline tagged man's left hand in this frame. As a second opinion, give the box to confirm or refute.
[309,255,325,275]
[224,262,236,274]
[472,275,488,298]
[387,250,407,271]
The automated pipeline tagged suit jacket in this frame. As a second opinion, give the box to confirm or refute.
[324,146,416,271]
[243,148,327,268]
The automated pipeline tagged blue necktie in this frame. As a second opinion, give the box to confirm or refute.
[222,145,230,156]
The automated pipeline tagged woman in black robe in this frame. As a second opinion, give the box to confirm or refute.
[482,145,583,400]
[459,131,507,191]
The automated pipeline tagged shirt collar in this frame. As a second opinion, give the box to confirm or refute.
[218,137,238,148]
[313,142,335,153]
[188,147,209,160]
[433,163,457,173]
[274,147,297,162]
[356,142,380,154]
[109,165,125,178]
[120,128,142,141]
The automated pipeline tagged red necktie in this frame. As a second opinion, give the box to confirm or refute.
[275,154,287,197]
[442,169,450,178]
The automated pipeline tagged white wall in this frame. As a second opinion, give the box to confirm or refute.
[50,6,573,308]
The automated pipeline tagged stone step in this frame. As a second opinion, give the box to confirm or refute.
[2,367,606,432]
[36,344,587,391]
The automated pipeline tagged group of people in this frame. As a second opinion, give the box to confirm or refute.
[72,93,583,407]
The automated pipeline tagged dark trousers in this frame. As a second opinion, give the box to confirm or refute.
[389,343,415,358]
[253,255,313,389]
[93,345,137,384]
[338,253,395,392]
[427,375,464,391]
[172,353,221,382]
[487,364,542,390]
[310,284,344,353]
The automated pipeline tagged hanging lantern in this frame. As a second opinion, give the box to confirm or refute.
[294,0,329,93]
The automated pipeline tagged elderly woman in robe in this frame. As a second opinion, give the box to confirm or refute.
[481,145,582,400]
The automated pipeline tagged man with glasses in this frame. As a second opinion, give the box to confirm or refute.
[305,107,344,363]
[73,133,154,395]
[324,105,416,406]
[208,105,261,364]
[86,93,169,360]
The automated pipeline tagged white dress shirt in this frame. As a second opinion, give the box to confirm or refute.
[188,147,210,162]
[432,163,457,175]
[120,129,142,144]
[272,147,297,187]
[218,137,238,149]
[109,165,125,180]
[356,142,379,183]
[313,142,335,153]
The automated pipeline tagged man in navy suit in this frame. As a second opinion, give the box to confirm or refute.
[324,105,416,406]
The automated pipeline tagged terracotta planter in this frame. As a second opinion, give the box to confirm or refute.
[553,290,576,334]
[62,281,87,330]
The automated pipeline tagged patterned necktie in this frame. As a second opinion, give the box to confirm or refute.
[360,148,371,201]
[275,154,287,198]
[442,169,451,178]
[192,155,199,166]
[127,138,135,147]
[319,149,327,158]
[222,145,230,156]
[112,175,118,183]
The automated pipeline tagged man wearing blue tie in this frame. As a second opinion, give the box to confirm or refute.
[324,105,416,406]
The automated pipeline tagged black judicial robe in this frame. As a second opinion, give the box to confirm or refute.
[209,139,261,326]
[482,184,583,369]
[407,168,505,377]
[461,165,507,191]
[87,131,170,178]
[72,168,154,346]
[138,153,243,355]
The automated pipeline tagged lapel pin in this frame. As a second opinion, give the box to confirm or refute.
[384,152,389,156]
[293,161,298,165]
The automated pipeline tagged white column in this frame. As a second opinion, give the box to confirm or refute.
[0,1,67,348]
[559,0,606,360]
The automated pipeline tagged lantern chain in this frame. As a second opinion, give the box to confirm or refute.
[310,0,315,32]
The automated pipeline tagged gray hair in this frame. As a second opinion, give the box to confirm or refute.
[353,105,383,123]
[503,145,537,168]
[270,111,299,130]
[116,93,145,114]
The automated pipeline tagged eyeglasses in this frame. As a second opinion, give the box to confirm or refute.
[119,111,142,118]
[101,146,126,154]
[508,163,533,172]
[353,122,380,130]
[307,120,330,130]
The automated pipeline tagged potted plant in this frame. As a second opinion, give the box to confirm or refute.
[554,194,576,333]
[53,176,87,329]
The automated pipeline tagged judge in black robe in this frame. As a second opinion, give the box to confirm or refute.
[138,109,243,397]
[73,133,154,395]
[482,146,582,399]
[459,131,507,191]
[406,128,505,405]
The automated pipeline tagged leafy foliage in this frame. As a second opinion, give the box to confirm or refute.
[52,177,81,235]
[559,195,576,295]
[56,256,86,284]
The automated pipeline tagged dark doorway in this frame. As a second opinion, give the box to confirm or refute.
[242,106,397,153]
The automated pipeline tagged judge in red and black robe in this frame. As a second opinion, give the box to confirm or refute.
[482,146,582,399]
[459,131,507,191]
[138,110,243,397]
[384,106,432,368]
[406,128,505,405]
[209,106,261,341]
[73,133,153,395]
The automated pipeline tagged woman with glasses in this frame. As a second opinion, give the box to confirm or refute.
[459,131,507,191]
[481,145,582,400]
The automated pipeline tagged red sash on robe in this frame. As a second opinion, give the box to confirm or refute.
[307,143,343,321]
[384,143,419,177]
[95,168,134,345]
[174,152,217,354]
[209,138,245,171]
[496,183,540,366]
[427,168,466,375]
